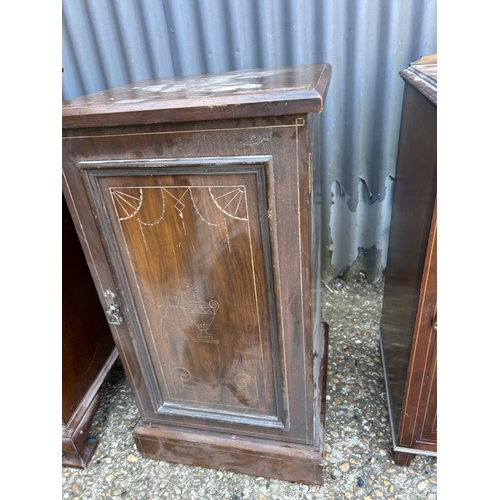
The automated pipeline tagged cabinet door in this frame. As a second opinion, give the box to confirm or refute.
[398,204,437,452]
[80,158,287,433]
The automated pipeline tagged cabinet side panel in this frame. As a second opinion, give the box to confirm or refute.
[308,113,327,426]
[309,113,322,350]
[379,84,436,431]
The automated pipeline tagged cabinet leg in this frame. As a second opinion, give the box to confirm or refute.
[394,451,413,466]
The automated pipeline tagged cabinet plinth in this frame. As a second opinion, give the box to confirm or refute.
[62,63,331,484]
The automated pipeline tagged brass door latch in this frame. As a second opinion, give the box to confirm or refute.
[104,290,123,325]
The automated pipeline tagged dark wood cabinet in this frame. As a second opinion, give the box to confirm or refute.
[379,56,437,466]
[62,64,331,484]
[62,195,118,468]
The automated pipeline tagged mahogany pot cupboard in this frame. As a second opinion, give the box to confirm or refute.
[62,63,332,484]
[379,56,437,465]
[62,195,118,468]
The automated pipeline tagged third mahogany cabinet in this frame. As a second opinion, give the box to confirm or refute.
[62,63,331,484]
[379,56,437,466]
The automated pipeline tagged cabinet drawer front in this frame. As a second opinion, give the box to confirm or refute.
[81,158,286,430]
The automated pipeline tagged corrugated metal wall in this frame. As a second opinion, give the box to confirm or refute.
[62,0,437,279]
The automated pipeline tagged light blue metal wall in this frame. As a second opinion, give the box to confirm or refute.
[62,0,437,279]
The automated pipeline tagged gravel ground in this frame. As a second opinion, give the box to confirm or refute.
[62,276,437,499]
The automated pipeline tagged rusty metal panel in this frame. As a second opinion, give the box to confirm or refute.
[62,0,437,278]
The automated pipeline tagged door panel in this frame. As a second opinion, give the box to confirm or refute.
[81,159,285,429]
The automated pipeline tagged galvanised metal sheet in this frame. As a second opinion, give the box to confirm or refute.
[62,0,437,278]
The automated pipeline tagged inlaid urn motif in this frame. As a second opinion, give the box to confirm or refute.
[178,287,219,343]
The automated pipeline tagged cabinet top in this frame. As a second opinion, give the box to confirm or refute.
[62,63,332,129]
[400,55,437,106]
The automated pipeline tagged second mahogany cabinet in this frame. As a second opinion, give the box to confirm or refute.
[379,56,437,466]
[62,196,118,468]
[62,63,331,484]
